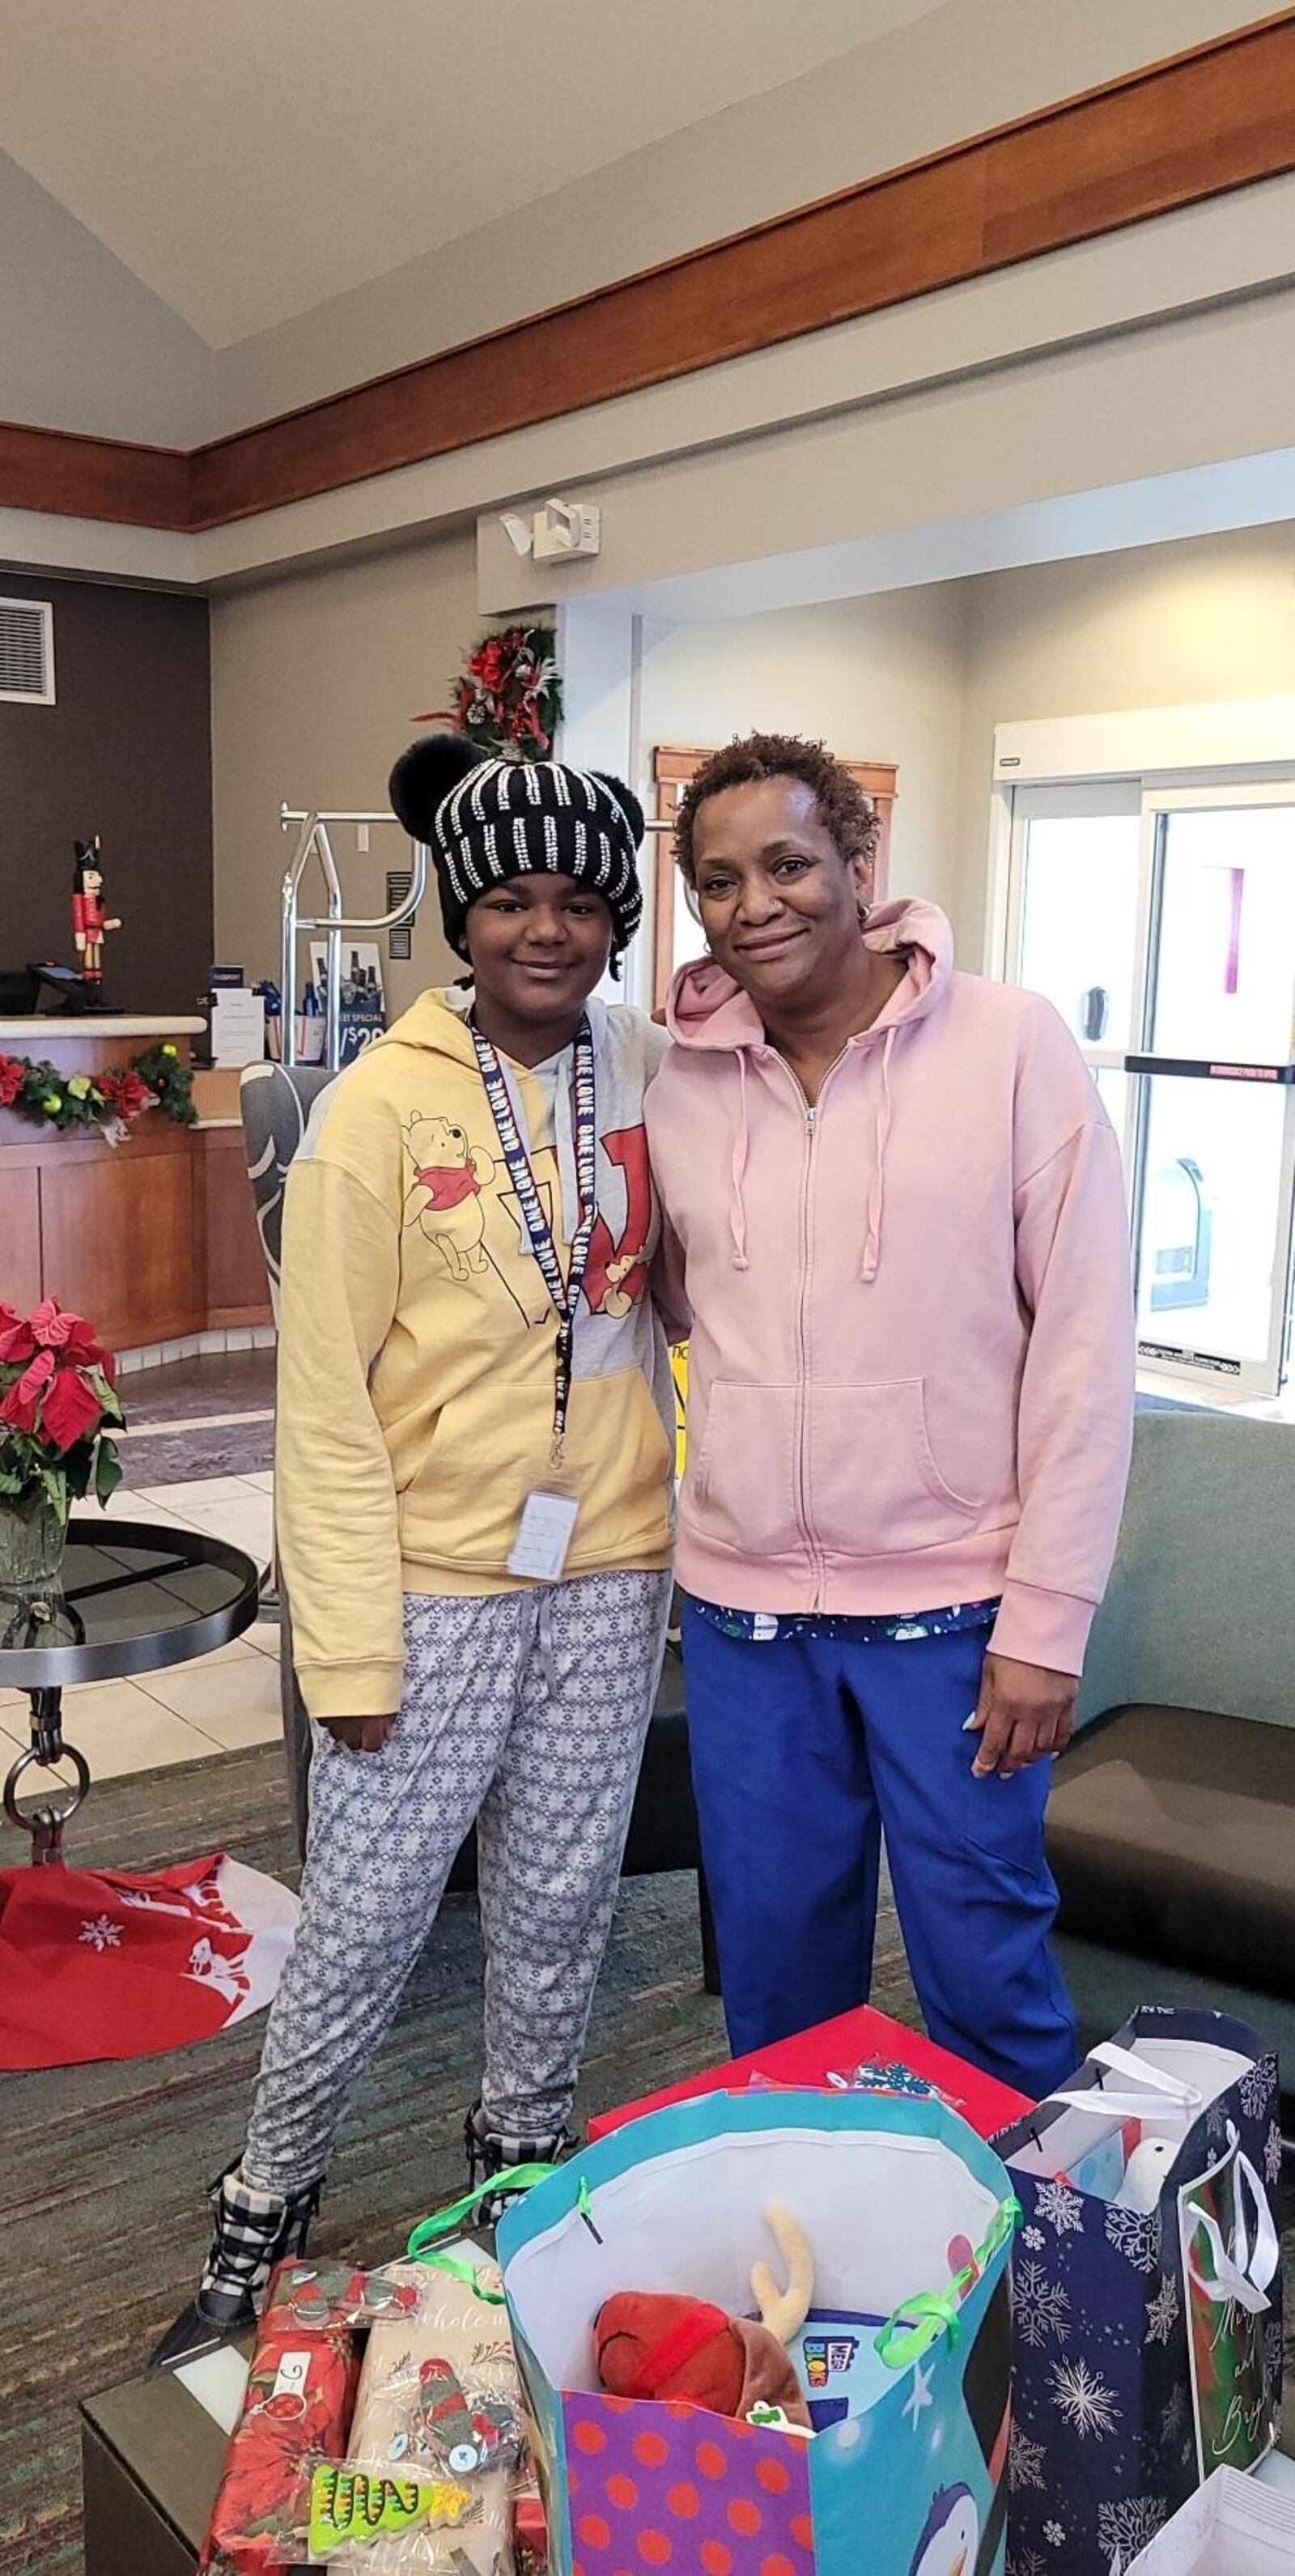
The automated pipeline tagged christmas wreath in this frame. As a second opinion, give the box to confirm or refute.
[0,1041,197,1142]
[448,623,562,759]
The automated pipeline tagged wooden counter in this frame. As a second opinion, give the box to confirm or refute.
[0,1019,271,1351]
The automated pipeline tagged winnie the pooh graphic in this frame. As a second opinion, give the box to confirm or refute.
[404,1114,497,1282]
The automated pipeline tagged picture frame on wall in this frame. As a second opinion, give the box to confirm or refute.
[649,746,898,1010]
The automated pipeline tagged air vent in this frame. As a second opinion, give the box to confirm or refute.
[0,597,55,704]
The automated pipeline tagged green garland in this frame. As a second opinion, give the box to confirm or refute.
[0,1039,197,1137]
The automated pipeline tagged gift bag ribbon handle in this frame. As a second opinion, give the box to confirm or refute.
[1183,2148,1279,2317]
[405,2163,559,2302]
[875,2195,1021,2370]
[1045,2044,1204,2126]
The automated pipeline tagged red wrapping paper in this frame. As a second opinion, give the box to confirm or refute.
[199,2266,363,2573]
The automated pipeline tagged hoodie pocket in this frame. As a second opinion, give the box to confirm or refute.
[689,1381,800,1560]
[807,1380,983,1558]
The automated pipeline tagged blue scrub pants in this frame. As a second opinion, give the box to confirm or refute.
[681,1600,1078,2098]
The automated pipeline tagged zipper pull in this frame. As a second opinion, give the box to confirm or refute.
[805,1105,817,1132]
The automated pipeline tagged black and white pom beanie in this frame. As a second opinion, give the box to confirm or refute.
[388,732,644,965]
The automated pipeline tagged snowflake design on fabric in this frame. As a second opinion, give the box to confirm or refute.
[1034,2179,1085,2237]
[1263,2317,1284,2391]
[1015,2260,1072,2349]
[1008,2549,1047,2576]
[1145,2274,1180,2348]
[1043,2525,1066,2549]
[1105,2204,1161,2273]
[1160,2383,1187,2446]
[1239,2059,1274,2120]
[79,1914,121,1953]
[1008,2425,1047,2492]
[1021,2225,1045,2251]
[1050,2357,1120,2438]
[1264,2121,1283,2187]
[1098,2497,1168,2563]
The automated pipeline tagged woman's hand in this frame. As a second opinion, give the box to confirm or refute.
[966,1654,1077,1777]
[321,1714,395,1753]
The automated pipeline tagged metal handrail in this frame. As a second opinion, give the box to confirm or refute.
[279,803,677,1066]
[279,805,429,1069]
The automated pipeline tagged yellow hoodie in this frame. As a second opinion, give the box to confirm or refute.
[275,988,675,1720]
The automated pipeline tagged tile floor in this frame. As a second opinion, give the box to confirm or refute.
[2,1417,284,1795]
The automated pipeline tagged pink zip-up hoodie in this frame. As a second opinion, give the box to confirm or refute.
[645,899,1135,1675]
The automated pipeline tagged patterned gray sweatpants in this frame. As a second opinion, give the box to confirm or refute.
[243,1568,671,2192]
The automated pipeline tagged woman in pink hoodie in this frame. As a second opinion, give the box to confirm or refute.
[645,734,1135,2094]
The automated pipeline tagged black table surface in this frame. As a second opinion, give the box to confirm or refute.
[0,1516,261,1690]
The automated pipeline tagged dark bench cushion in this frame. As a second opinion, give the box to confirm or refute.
[1048,1703,1295,2000]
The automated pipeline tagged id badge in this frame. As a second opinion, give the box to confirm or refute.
[507,1487,580,1583]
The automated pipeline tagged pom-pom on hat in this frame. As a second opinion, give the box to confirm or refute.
[388,732,644,963]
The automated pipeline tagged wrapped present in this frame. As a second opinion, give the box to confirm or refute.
[499,2086,1018,2576]
[198,2264,366,2571]
[587,2003,1031,2145]
[340,2256,522,2572]
[996,2010,1282,2576]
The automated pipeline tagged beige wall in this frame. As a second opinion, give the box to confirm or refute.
[639,587,971,917]
[209,516,1295,1018]
[210,527,476,1014]
[953,524,1295,958]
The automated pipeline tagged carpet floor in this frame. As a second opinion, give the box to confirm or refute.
[1,1745,1289,2574]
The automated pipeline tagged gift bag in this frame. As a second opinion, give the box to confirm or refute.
[995,2009,1282,2576]
[499,2087,1019,2576]
[1126,2470,1295,2574]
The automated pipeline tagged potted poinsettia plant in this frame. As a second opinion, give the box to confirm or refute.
[0,1299,123,1591]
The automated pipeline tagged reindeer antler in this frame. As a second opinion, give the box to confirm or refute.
[749,2203,814,2346]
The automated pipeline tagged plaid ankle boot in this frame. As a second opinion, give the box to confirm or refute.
[147,2159,322,2373]
[465,2101,575,2228]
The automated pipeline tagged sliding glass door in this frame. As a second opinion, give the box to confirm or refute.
[1006,782,1295,1396]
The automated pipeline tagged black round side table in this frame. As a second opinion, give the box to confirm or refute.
[0,1517,262,1864]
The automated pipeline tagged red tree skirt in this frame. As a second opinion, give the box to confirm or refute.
[0,1854,299,2070]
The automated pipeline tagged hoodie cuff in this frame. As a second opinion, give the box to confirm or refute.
[989,1582,1094,1679]
[296,1659,404,1722]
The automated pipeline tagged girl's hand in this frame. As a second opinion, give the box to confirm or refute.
[966,1654,1077,1777]
[321,1714,395,1753]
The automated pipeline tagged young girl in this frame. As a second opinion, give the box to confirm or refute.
[155,734,675,2367]
[646,733,1135,2098]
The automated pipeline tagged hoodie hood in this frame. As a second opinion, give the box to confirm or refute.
[664,899,955,1049]
[376,984,613,1068]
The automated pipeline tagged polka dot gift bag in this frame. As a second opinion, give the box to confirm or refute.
[497,2086,1019,2576]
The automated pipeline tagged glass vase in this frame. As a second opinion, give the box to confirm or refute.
[0,1485,69,1593]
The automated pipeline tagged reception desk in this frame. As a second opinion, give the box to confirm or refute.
[0,1017,272,1354]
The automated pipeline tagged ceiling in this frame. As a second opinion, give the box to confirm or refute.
[0,0,946,350]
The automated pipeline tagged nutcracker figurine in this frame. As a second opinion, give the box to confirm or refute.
[71,838,121,988]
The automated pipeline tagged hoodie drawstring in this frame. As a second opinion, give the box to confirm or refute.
[861,1027,897,1284]
[729,1051,751,1270]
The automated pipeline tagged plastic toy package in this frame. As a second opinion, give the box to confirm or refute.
[198,2257,524,2576]
[198,2264,374,2573]
[335,2257,524,2573]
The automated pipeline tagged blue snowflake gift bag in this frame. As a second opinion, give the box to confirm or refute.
[993,2008,1282,2576]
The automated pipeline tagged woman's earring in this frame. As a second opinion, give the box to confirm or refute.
[857,903,871,928]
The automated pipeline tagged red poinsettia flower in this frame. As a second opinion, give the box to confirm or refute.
[28,1298,112,1371]
[0,1348,56,1432]
[40,1362,106,1453]
[0,1303,36,1364]
[0,1056,22,1107]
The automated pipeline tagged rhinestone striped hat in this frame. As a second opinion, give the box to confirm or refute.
[388,732,644,964]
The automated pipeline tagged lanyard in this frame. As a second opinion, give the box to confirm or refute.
[470,1014,597,1464]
